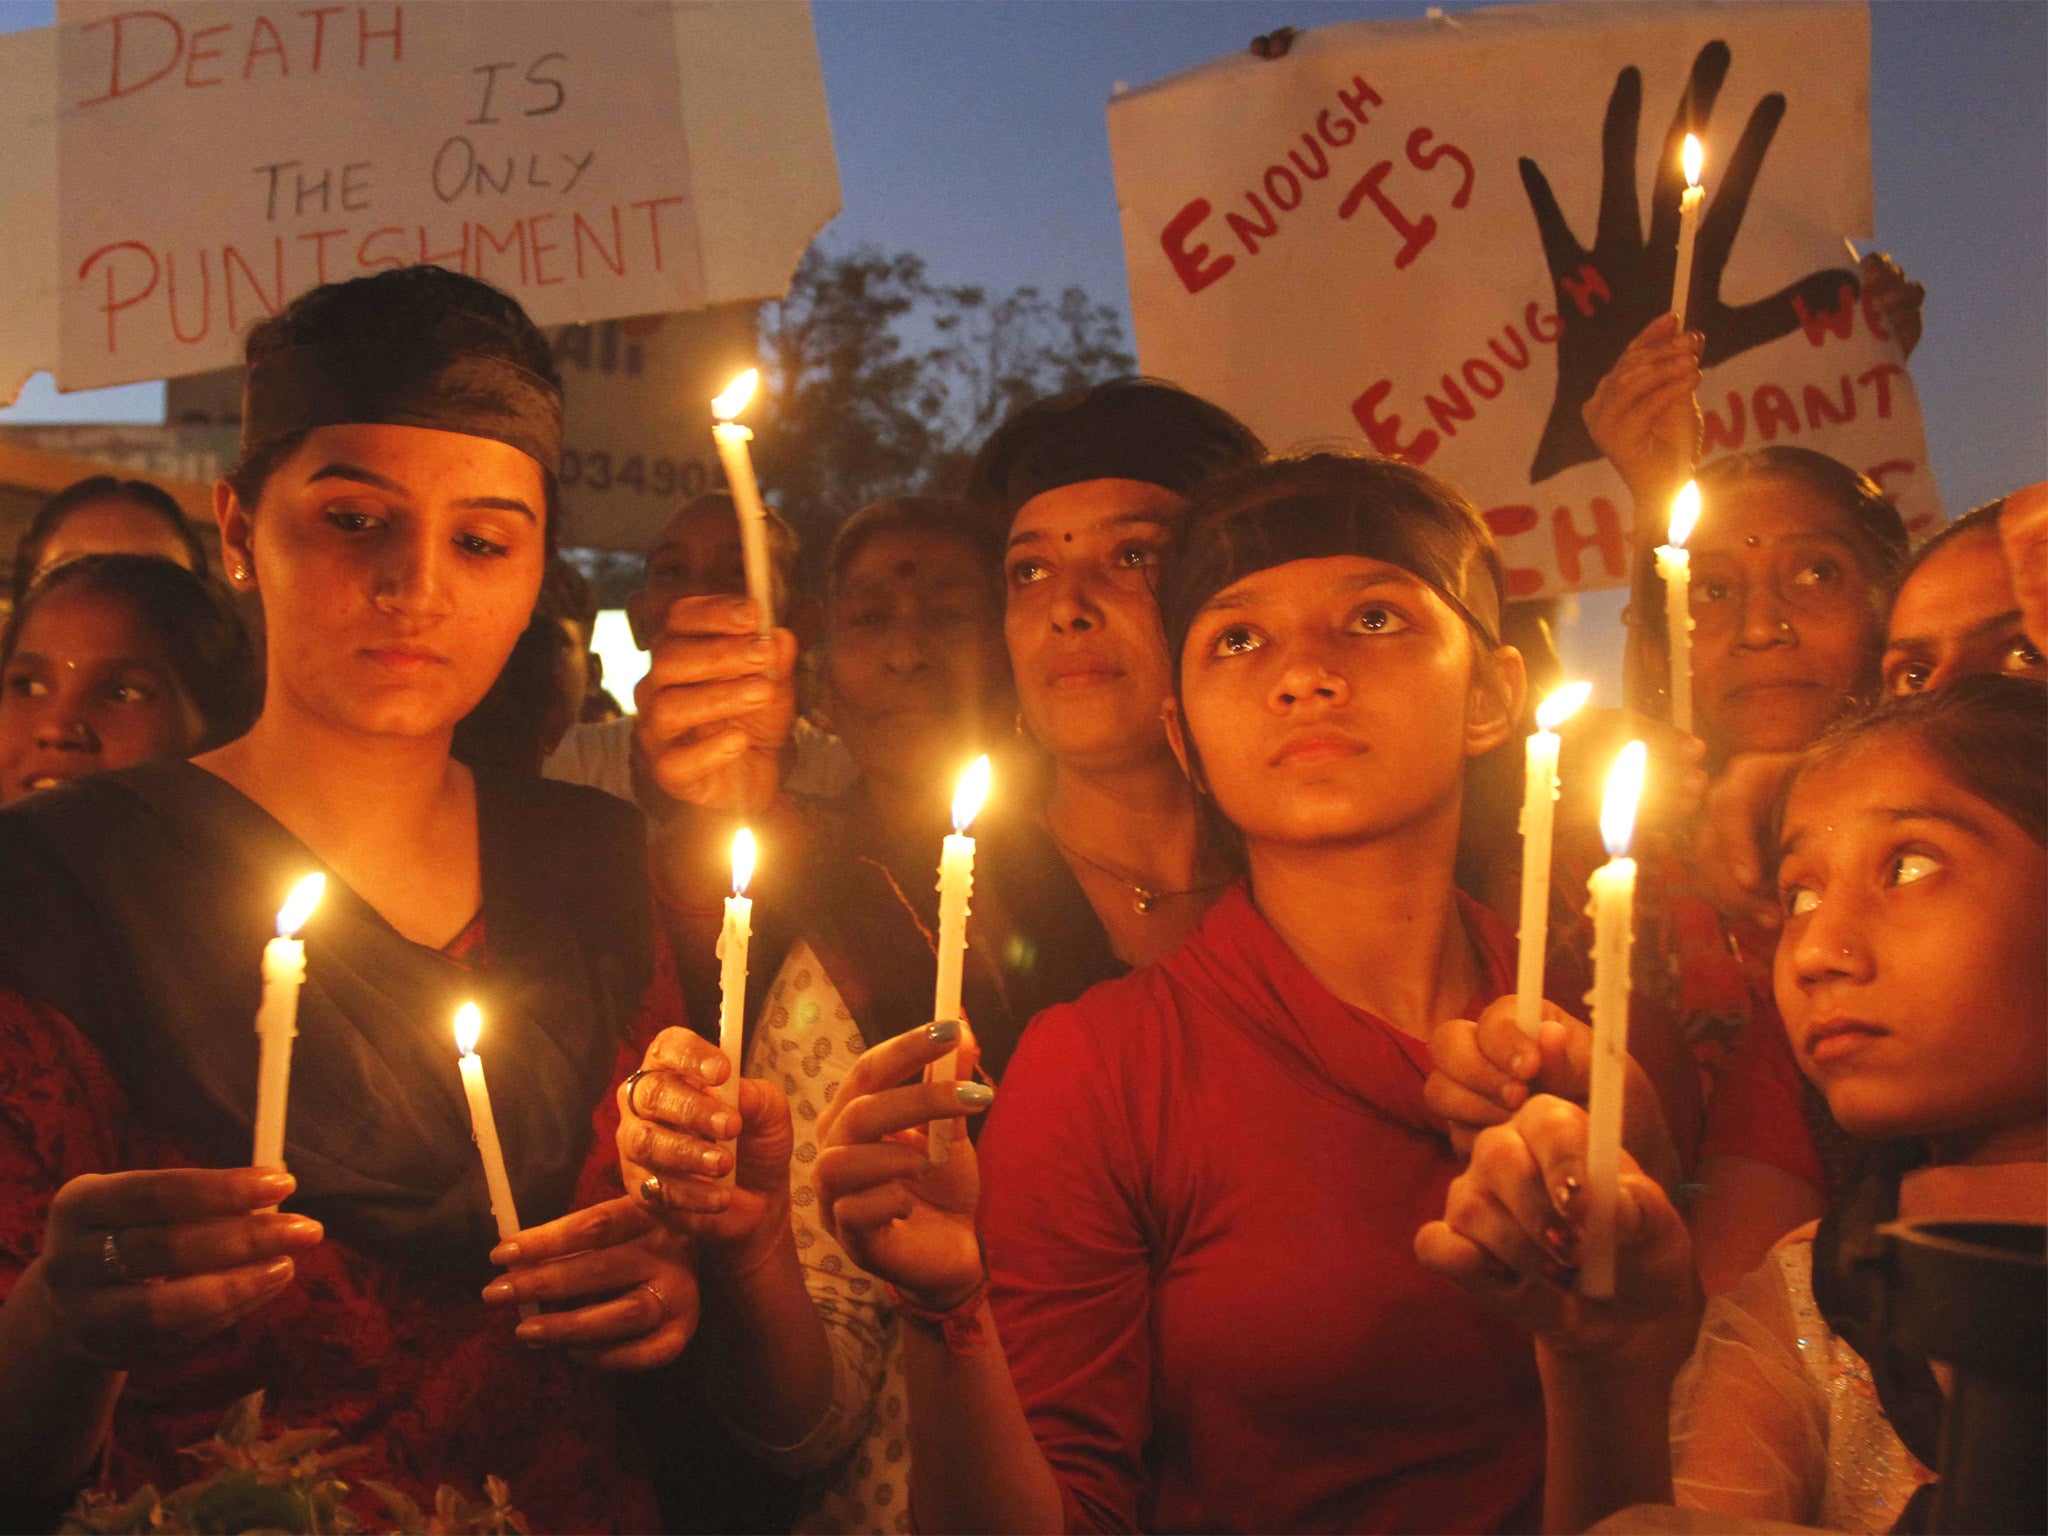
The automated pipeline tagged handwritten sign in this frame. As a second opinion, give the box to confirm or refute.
[1109,1,1942,597]
[50,1,837,391]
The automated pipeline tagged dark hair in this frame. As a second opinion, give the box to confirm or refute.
[1159,452,1507,673]
[1777,674,2048,853]
[824,496,1002,617]
[964,378,1265,542]
[452,553,586,775]
[13,476,209,606]
[226,267,563,544]
[0,553,260,751]
[1895,497,2007,592]
[1697,447,1911,595]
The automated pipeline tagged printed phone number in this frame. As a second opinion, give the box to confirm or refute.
[557,450,715,498]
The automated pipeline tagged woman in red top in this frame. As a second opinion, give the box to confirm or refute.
[797,453,1645,1532]
[0,269,693,1531]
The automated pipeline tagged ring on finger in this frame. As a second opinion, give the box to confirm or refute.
[100,1231,131,1285]
[623,1068,655,1119]
[639,1279,670,1322]
[639,1174,664,1208]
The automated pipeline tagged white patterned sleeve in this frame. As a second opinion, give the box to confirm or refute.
[726,942,893,1477]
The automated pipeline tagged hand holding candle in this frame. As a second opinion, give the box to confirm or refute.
[1656,481,1701,735]
[454,1002,536,1320]
[716,829,756,1146]
[1515,682,1592,1038]
[1581,741,1646,1298]
[252,873,325,1175]
[928,755,990,1162]
[710,369,776,640]
[1671,133,1704,327]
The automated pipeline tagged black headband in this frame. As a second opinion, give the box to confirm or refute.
[242,345,563,475]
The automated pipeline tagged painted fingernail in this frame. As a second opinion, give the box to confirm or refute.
[955,1082,994,1109]
[490,1240,521,1266]
[483,1279,515,1303]
[926,1019,960,1044]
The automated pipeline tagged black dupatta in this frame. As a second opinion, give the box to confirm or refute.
[0,762,651,1268]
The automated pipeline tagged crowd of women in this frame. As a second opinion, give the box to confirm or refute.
[0,258,2039,1536]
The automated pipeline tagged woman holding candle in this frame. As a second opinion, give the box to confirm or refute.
[0,269,694,1529]
[785,453,1629,1532]
[1418,674,2046,1533]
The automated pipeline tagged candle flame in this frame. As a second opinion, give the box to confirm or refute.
[951,754,991,833]
[1600,740,1648,858]
[731,827,756,896]
[1667,480,1701,549]
[276,873,325,937]
[712,368,759,421]
[1536,680,1593,733]
[1682,132,1703,188]
[454,1001,482,1057]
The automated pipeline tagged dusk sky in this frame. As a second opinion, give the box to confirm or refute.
[5,0,2041,520]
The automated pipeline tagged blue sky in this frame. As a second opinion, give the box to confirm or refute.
[6,0,2041,519]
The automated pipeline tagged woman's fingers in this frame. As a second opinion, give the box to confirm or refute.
[1468,1118,1574,1257]
[639,1027,732,1093]
[1506,1094,1594,1217]
[1443,1172,1558,1282]
[621,1113,734,1182]
[76,1212,323,1286]
[52,1168,295,1234]
[72,1257,299,1349]
[485,1240,648,1309]
[576,1314,696,1372]
[816,1020,967,1146]
[826,1183,917,1239]
[1428,1014,1529,1109]
[826,1079,992,1151]
[492,1197,650,1269]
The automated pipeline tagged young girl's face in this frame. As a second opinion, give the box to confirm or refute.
[223,423,547,742]
[0,583,205,805]
[1687,477,1886,758]
[1774,740,2047,1147]
[1175,555,1516,849]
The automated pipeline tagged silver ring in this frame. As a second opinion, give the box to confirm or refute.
[639,1174,664,1207]
[639,1279,670,1322]
[100,1231,130,1285]
[623,1068,654,1119]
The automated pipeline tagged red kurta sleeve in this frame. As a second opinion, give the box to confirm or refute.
[0,988,127,1300]
[1698,1005,1826,1192]
[978,998,1156,1536]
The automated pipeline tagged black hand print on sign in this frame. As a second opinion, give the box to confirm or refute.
[1518,41,1861,484]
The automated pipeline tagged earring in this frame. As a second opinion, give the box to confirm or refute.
[231,563,251,582]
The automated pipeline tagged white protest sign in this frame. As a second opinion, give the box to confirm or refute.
[1109,1,1942,599]
[0,26,58,407]
[50,0,837,391]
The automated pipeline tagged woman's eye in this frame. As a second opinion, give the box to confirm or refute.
[3,671,44,698]
[1889,851,1940,888]
[455,533,510,559]
[1008,559,1048,588]
[2006,638,2046,672]
[104,681,155,705]
[1350,604,1409,635]
[323,503,385,534]
[1211,624,1264,657]
[1791,558,1842,589]
[1695,578,1734,604]
[1115,543,1159,571]
[1783,885,1821,918]
[1889,662,1932,695]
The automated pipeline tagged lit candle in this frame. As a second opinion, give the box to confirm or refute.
[1657,480,1700,735]
[717,828,756,1132]
[252,873,325,1176]
[1515,681,1592,1038]
[454,1002,535,1320]
[1671,132,1704,327]
[1581,740,1646,1299]
[927,754,990,1162]
[710,368,776,639]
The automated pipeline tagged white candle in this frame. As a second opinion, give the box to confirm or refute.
[928,754,990,1162]
[1671,133,1704,326]
[1515,682,1592,1038]
[1657,480,1700,735]
[454,1002,536,1320]
[711,368,776,640]
[1581,741,1646,1298]
[717,828,756,1134]
[252,873,325,1176]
